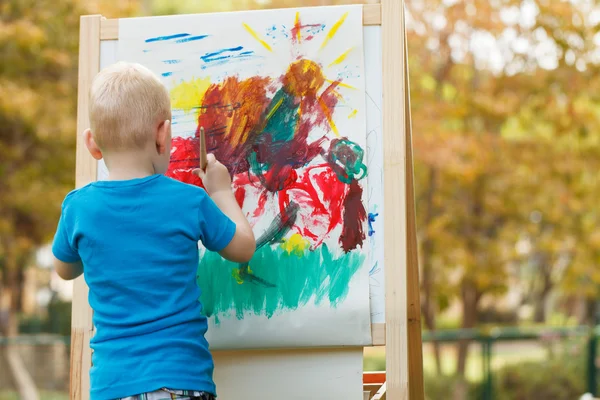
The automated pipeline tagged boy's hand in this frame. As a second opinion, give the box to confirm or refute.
[193,154,232,195]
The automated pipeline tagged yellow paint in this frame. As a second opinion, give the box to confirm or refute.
[295,12,301,42]
[231,268,244,284]
[325,78,357,90]
[265,96,284,122]
[320,12,348,51]
[231,114,249,146]
[317,97,339,136]
[243,23,273,52]
[169,77,211,114]
[331,89,343,100]
[231,265,253,284]
[328,47,353,68]
[348,109,358,119]
[280,234,310,257]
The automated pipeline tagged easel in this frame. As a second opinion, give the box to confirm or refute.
[70,1,423,399]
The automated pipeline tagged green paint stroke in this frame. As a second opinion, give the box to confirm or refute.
[197,244,364,322]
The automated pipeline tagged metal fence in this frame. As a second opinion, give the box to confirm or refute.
[422,325,599,400]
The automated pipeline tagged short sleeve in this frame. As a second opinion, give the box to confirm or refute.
[52,201,81,263]
[198,194,237,252]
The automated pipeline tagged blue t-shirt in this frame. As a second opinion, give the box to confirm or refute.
[52,174,236,400]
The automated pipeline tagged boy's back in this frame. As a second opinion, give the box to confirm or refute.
[52,61,255,400]
[54,174,235,399]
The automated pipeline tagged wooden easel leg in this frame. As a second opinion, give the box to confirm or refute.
[402,1,426,398]
[71,14,102,400]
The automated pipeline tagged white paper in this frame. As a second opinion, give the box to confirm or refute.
[118,5,372,349]
[213,348,364,400]
[364,26,385,323]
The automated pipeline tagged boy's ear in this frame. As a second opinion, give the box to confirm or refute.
[156,119,171,155]
[83,129,103,160]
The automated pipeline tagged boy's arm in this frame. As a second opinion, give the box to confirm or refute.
[53,258,83,280]
[210,190,255,263]
[52,198,83,280]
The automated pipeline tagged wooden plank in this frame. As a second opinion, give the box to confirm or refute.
[403,7,425,399]
[381,0,409,399]
[371,323,385,345]
[362,3,382,25]
[71,14,101,400]
[373,382,387,400]
[100,3,382,40]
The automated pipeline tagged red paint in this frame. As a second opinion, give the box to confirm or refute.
[234,186,246,208]
[165,57,367,254]
[339,180,366,253]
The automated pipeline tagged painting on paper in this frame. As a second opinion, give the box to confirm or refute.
[118,5,371,348]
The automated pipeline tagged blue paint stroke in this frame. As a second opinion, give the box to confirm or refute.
[145,33,190,43]
[143,49,151,53]
[265,25,289,39]
[176,35,209,43]
[161,72,173,77]
[163,59,181,64]
[368,212,379,237]
[306,23,326,36]
[369,262,380,276]
[201,46,244,62]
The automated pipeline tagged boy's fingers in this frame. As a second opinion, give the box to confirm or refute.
[207,153,216,164]
[192,168,205,179]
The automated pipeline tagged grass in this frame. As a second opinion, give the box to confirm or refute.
[363,341,548,382]
[0,391,67,400]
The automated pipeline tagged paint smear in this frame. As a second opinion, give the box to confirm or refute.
[198,243,364,322]
[319,12,348,50]
[243,23,273,52]
[340,180,366,252]
[176,35,209,43]
[368,212,379,237]
[328,47,353,67]
[146,33,189,43]
[348,109,358,119]
[170,77,212,114]
[281,233,310,256]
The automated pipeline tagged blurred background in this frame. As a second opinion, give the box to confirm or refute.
[1,0,599,399]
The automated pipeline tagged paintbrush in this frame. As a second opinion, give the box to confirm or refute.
[199,126,207,170]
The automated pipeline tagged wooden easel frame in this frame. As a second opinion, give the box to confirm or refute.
[70,2,423,399]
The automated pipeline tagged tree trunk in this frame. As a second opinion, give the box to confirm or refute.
[0,236,19,337]
[420,167,442,374]
[456,279,478,376]
[533,259,552,323]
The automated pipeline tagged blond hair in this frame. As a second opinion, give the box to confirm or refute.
[89,62,171,151]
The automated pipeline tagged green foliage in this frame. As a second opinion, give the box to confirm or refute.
[421,339,591,399]
[18,297,72,335]
[0,0,138,332]
[410,0,600,374]
[494,358,585,400]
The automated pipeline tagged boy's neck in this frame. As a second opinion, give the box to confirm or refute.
[104,150,158,181]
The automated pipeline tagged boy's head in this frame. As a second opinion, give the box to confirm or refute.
[84,62,172,174]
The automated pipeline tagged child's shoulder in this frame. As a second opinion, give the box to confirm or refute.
[160,175,207,194]
[60,184,93,208]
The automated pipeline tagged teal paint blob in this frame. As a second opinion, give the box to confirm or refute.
[197,244,364,323]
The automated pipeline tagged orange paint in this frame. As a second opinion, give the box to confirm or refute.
[200,76,271,148]
[282,59,325,97]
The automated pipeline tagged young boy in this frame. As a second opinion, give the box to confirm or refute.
[52,62,255,400]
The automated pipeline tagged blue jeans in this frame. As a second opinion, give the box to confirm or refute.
[116,388,215,400]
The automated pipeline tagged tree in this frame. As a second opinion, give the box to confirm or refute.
[406,0,600,388]
[0,0,139,336]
